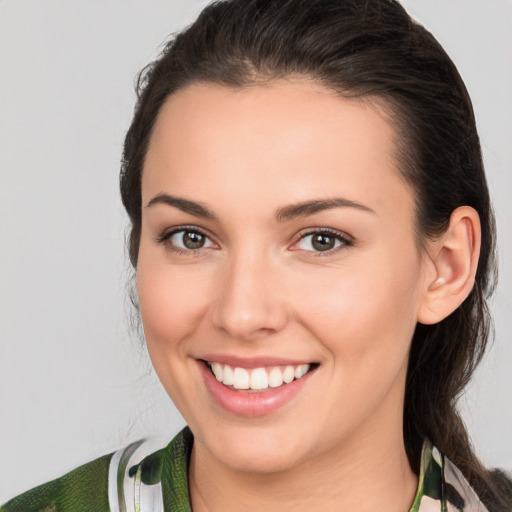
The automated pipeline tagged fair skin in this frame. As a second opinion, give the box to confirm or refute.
[136,79,480,511]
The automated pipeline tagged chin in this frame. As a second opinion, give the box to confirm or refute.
[194,420,315,474]
[215,443,305,475]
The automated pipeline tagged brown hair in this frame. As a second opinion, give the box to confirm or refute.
[120,0,510,508]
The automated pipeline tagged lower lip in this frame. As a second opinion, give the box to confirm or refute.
[198,361,314,417]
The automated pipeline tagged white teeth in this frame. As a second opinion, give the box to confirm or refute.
[208,362,312,391]
[268,367,283,388]
[211,362,223,382]
[223,365,234,385]
[250,368,268,390]
[295,364,309,379]
[283,365,295,384]
[232,367,250,390]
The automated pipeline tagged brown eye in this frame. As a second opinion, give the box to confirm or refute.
[311,234,336,251]
[166,229,216,251]
[295,230,351,253]
[182,231,205,249]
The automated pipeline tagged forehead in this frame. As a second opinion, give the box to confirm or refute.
[142,79,414,220]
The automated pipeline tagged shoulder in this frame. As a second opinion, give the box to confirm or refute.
[0,452,113,512]
[0,428,193,512]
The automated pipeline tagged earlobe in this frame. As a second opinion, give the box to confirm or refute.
[417,206,481,325]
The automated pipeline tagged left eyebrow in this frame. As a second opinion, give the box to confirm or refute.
[275,198,375,222]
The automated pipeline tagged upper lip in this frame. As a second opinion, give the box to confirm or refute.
[198,354,315,369]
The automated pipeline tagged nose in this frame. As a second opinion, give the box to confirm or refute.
[211,253,289,342]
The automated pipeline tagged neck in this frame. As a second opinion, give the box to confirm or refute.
[189,424,418,512]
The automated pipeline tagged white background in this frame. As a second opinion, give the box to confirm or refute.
[0,0,511,502]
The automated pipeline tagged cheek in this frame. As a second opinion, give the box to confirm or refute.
[294,248,423,369]
[135,257,216,413]
[136,258,213,347]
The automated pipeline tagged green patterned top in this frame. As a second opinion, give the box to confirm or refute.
[1,427,490,511]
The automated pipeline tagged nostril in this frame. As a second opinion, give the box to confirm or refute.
[211,304,290,342]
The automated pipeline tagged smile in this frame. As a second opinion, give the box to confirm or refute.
[207,361,311,391]
[199,358,317,416]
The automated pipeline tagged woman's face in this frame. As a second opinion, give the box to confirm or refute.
[137,79,431,473]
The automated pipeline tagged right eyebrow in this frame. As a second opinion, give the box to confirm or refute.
[275,197,375,222]
[146,193,216,220]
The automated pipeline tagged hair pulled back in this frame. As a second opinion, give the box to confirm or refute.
[120,0,509,507]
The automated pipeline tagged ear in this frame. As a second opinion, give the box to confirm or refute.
[417,206,481,325]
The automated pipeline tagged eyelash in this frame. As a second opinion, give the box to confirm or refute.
[293,228,353,257]
[155,226,353,256]
[155,226,217,256]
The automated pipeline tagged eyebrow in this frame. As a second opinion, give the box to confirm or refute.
[146,194,216,219]
[275,198,375,222]
[146,193,375,222]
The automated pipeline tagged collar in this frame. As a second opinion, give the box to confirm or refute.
[120,428,488,511]
[410,438,489,512]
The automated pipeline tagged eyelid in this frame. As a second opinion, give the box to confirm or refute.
[154,225,219,252]
[290,227,354,254]
[154,225,352,256]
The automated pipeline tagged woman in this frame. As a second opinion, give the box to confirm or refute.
[2,0,511,510]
